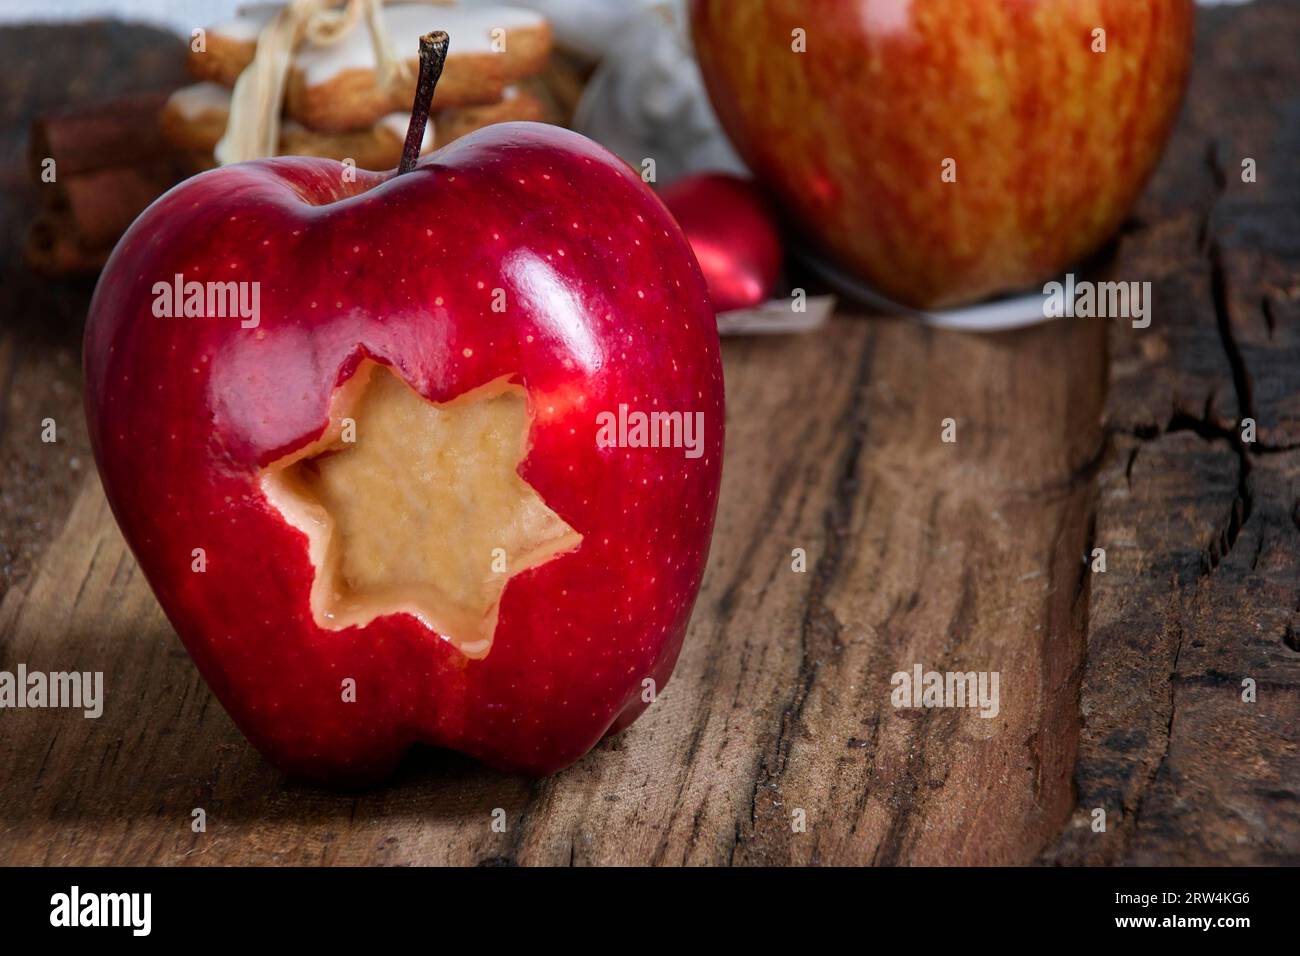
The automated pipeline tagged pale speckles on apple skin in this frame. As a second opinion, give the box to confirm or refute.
[83,123,724,780]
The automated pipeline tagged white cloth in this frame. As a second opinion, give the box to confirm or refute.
[570,1,745,185]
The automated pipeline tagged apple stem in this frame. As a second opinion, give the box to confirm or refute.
[397,31,450,176]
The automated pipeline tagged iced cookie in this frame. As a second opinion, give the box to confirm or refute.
[190,3,553,132]
[159,82,237,154]
[161,82,433,170]
[427,85,546,143]
[161,82,544,171]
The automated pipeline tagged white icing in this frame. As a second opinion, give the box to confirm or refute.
[211,4,277,42]
[170,85,432,152]
[379,112,434,151]
[210,3,547,88]
[169,82,232,120]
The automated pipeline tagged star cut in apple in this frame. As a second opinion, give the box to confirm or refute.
[260,360,582,658]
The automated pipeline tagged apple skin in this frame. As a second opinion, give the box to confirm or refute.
[691,0,1194,309]
[660,173,783,313]
[83,123,724,782]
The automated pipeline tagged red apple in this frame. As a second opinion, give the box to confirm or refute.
[691,0,1194,308]
[83,71,723,779]
[660,173,783,313]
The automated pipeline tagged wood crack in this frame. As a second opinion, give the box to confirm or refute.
[735,328,876,858]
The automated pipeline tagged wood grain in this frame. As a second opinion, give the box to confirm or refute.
[1044,0,1300,865]
[1,3,1297,865]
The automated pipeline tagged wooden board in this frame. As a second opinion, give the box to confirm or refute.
[0,3,1297,866]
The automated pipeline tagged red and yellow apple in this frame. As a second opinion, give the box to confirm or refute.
[83,120,724,781]
[690,0,1194,308]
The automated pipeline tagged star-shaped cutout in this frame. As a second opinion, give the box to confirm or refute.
[261,360,581,658]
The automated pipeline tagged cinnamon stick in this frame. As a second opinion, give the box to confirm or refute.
[26,91,187,276]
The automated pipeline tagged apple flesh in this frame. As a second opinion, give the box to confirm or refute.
[260,360,583,659]
[690,0,1194,309]
[83,122,724,781]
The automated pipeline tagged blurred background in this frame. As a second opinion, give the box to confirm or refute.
[5,0,754,278]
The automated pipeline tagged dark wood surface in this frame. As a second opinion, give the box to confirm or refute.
[0,3,1297,865]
